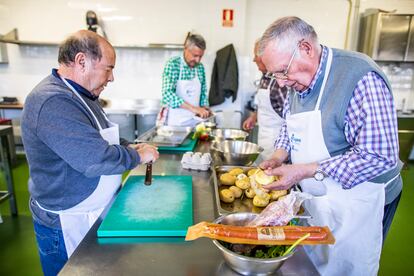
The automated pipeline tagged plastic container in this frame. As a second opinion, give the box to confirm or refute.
[181,152,212,171]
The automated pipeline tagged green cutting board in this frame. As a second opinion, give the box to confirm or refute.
[97,175,193,237]
[157,137,198,152]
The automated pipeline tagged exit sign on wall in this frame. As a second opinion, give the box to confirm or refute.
[222,9,234,27]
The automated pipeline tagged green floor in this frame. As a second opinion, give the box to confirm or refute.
[0,155,413,275]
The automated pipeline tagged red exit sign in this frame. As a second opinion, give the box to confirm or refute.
[222,9,234,27]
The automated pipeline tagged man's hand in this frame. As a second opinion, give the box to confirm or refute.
[259,158,283,170]
[137,143,159,164]
[262,163,319,191]
[242,113,257,131]
[193,106,210,118]
[259,149,289,170]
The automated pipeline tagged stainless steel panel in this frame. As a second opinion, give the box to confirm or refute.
[106,113,136,142]
[136,113,157,137]
[406,17,414,61]
[376,14,410,61]
[358,13,379,57]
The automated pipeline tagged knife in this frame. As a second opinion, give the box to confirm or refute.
[144,162,153,185]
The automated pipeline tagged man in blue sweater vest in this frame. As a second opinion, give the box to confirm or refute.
[22,30,159,276]
[257,17,402,276]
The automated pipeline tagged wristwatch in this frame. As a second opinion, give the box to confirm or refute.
[313,169,325,181]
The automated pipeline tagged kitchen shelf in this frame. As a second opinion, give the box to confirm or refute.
[0,29,183,50]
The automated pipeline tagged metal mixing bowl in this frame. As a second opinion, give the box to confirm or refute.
[210,128,249,142]
[212,213,295,276]
[210,140,263,166]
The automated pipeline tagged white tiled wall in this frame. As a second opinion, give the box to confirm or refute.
[0,0,413,116]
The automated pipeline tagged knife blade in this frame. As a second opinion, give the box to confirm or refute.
[144,162,153,185]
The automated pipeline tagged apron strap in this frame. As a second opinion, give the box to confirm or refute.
[315,47,333,111]
[60,77,104,131]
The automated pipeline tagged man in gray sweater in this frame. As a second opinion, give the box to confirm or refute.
[22,30,159,276]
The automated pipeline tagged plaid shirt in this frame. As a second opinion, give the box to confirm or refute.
[253,74,288,117]
[161,56,208,108]
[276,46,399,189]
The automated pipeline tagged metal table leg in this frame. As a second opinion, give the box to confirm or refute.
[0,126,18,216]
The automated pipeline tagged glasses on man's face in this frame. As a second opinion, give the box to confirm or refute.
[265,41,301,81]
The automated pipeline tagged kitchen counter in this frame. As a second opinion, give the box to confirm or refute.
[59,141,319,276]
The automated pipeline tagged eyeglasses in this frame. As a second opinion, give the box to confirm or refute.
[265,40,302,80]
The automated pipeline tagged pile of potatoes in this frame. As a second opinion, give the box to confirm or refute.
[218,167,287,208]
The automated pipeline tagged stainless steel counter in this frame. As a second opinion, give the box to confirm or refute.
[59,141,319,276]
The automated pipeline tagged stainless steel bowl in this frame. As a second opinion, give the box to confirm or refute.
[210,140,263,166]
[212,213,295,276]
[210,128,249,142]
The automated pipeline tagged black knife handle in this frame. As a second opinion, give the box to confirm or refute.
[144,162,152,185]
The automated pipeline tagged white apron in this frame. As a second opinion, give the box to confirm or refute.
[36,78,122,257]
[167,57,202,127]
[256,79,285,159]
[287,48,387,276]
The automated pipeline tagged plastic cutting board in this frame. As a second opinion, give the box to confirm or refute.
[157,137,198,152]
[97,175,193,237]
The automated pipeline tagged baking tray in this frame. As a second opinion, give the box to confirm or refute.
[213,165,266,216]
[135,126,192,147]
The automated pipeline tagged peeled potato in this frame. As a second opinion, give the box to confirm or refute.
[219,189,235,203]
[235,178,250,189]
[247,168,260,176]
[253,195,270,207]
[236,173,247,180]
[229,186,243,198]
[255,170,276,185]
[244,188,256,198]
[269,190,288,201]
[228,168,244,176]
[220,173,236,185]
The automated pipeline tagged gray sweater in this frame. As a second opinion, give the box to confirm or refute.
[22,73,141,228]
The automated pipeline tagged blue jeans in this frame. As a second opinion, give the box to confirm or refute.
[33,220,68,276]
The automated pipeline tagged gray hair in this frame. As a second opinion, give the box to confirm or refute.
[258,16,318,55]
[58,31,103,65]
[184,33,206,50]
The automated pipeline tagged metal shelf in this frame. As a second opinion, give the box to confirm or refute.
[0,29,183,50]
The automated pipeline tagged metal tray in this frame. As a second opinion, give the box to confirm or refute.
[135,126,192,147]
[212,165,266,216]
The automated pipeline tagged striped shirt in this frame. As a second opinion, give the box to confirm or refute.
[253,74,288,117]
[161,56,208,108]
[276,46,399,189]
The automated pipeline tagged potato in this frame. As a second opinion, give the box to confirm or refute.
[247,168,260,176]
[244,188,256,198]
[220,173,236,185]
[235,178,250,189]
[236,173,247,180]
[229,186,242,198]
[269,190,288,201]
[219,189,235,203]
[228,168,244,176]
[253,195,270,207]
[255,170,276,185]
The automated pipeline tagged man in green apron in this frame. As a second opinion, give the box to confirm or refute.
[158,33,211,127]
[258,16,402,276]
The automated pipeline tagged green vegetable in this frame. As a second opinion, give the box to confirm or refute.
[219,241,288,259]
